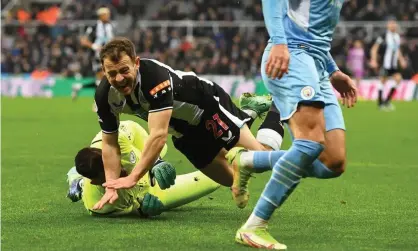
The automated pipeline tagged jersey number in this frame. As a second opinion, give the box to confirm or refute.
[206,114,229,139]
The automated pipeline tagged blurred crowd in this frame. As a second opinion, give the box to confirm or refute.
[1,0,418,78]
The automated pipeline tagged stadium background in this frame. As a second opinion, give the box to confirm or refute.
[2,0,418,250]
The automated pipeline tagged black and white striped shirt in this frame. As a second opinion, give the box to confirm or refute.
[85,20,114,60]
[95,59,219,138]
[375,31,401,70]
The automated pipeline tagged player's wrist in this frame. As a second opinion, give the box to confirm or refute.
[330,70,341,80]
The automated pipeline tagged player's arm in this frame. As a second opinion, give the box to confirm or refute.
[80,26,100,51]
[397,48,407,69]
[126,121,168,157]
[261,0,289,79]
[130,110,171,180]
[95,82,122,181]
[325,51,340,76]
[126,64,174,184]
[262,0,287,45]
[370,36,383,69]
[102,132,121,180]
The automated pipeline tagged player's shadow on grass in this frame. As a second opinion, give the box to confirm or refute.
[82,206,221,222]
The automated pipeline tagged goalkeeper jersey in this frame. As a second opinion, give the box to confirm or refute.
[82,120,167,216]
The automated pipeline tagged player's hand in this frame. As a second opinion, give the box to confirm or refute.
[150,161,176,190]
[400,58,407,69]
[266,44,289,80]
[92,188,119,210]
[103,175,137,189]
[139,193,164,216]
[369,59,378,70]
[330,71,358,108]
[91,43,102,52]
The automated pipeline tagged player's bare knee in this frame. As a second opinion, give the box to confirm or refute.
[321,149,346,175]
[328,156,346,175]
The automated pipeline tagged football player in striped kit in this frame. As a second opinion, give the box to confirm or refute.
[72,7,114,105]
[370,19,407,111]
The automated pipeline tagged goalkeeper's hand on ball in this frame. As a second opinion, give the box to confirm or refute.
[150,161,176,190]
[139,193,164,216]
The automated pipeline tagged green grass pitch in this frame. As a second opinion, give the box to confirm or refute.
[2,97,418,251]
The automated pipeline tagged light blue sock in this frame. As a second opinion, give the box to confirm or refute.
[253,150,285,173]
[254,139,324,220]
[253,151,340,178]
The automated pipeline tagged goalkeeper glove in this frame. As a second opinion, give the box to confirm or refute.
[139,193,164,216]
[150,161,176,190]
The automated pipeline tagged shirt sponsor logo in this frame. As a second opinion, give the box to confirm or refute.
[149,80,171,96]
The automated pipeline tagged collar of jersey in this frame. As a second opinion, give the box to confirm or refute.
[135,69,141,88]
[130,69,141,95]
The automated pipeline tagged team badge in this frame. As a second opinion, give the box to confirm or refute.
[129,150,136,164]
[300,86,315,100]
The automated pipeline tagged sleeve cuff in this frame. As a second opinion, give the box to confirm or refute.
[270,36,287,45]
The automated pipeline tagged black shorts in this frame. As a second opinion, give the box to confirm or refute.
[172,83,253,169]
[381,68,400,77]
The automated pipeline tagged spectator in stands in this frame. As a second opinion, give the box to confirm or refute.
[1,0,417,78]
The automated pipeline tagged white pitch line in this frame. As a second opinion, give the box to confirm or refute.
[349,162,418,168]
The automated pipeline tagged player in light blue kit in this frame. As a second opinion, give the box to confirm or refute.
[227,0,358,249]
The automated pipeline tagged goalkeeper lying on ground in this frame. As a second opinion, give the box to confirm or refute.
[66,120,220,216]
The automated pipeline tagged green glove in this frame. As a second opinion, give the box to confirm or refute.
[140,193,164,216]
[150,161,176,190]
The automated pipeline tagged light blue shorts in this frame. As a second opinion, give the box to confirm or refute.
[261,44,345,131]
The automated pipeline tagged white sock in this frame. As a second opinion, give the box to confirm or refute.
[242,213,268,229]
[243,109,257,119]
[256,128,283,150]
[240,151,254,169]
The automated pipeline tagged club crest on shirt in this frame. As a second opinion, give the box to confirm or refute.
[129,150,136,164]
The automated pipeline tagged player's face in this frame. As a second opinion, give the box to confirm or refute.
[354,40,362,48]
[387,21,397,32]
[99,13,110,23]
[103,54,140,96]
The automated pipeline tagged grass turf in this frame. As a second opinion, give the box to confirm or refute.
[2,97,418,251]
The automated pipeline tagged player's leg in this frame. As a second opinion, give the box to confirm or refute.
[239,94,285,151]
[384,71,401,110]
[149,171,220,211]
[199,149,234,187]
[230,72,346,176]
[209,88,285,207]
[66,166,84,202]
[171,124,258,208]
[255,103,284,151]
[172,134,234,187]
[378,69,388,109]
[235,48,327,249]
